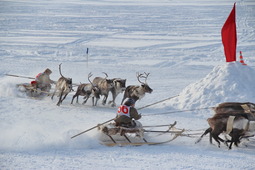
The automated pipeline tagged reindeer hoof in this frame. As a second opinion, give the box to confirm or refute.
[224,141,229,147]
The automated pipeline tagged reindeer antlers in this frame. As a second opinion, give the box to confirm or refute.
[88,72,93,77]
[136,72,150,84]
[88,72,94,86]
[102,72,108,79]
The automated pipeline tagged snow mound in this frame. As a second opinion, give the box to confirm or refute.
[169,62,255,113]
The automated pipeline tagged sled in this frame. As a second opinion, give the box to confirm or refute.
[97,120,184,146]
[16,83,49,98]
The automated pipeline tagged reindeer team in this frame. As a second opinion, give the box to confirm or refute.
[51,64,153,107]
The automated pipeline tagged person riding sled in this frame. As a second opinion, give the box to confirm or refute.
[114,98,141,128]
[33,68,55,92]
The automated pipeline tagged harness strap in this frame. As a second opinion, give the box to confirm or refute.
[245,120,250,132]
[241,104,255,120]
[226,116,235,134]
[241,104,251,113]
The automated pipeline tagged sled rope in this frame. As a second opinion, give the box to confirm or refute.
[137,95,179,110]
[142,107,213,116]
[173,127,207,132]
[143,124,176,128]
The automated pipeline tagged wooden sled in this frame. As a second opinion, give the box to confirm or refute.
[98,121,184,146]
[16,83,49,98]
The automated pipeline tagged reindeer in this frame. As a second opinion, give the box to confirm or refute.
[213,102,255,120]
[196,102,255,149]
[121,72,153,104]
[51,64,73,106]
[71,72,100,105]
[92,72,114,106]
[108,78,126,107]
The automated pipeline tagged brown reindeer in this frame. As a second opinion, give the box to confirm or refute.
[121,72,153,104]
[213,102,255,120]
[92,72,114,106]
[71,72,100,105]
[196,102,255,149]
[51,64,73,106]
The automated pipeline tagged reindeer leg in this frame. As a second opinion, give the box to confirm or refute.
[229,141,234,150]
[210,133,226,148]
[195,127,211,144]
[51,90,57,100]
[102,96,105,105]
[57,90,64,106]
[92,97,95,106]
[229,129,243,149]
[102,95,108,105]
[209,133,213,144]
[215,138,222,148]
[82,94,89,104]
[110,93,116,107]
[71,94,77,104]
[82,97,88,104]
[61,93,68,103]
[217,136,225,143]
[76,95,79,103]
[217,136,228,148]
[215,138,221,148]
[211,132,221,147]
[227,135,236,150]
[109,90,116,107]
[94,96,100,106]
[95,97,99,106]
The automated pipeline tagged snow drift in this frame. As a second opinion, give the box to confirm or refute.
[169,62,255,115]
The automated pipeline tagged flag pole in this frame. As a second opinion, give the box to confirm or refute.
[86,48,89,68]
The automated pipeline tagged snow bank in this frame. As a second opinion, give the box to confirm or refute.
[168,62,255,116]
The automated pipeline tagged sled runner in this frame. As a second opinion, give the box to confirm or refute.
[97,120,184,146]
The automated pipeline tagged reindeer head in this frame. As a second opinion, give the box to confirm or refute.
[137,72,153,93]
[106,79,114,89]
[113,78,126,92]
[67,78,73,91]
[102,72,114,89]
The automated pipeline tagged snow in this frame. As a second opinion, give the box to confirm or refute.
[0,0,255,169]
[169,62,255,114]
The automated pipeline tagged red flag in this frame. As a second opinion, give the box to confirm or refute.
[221,3,237,62]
